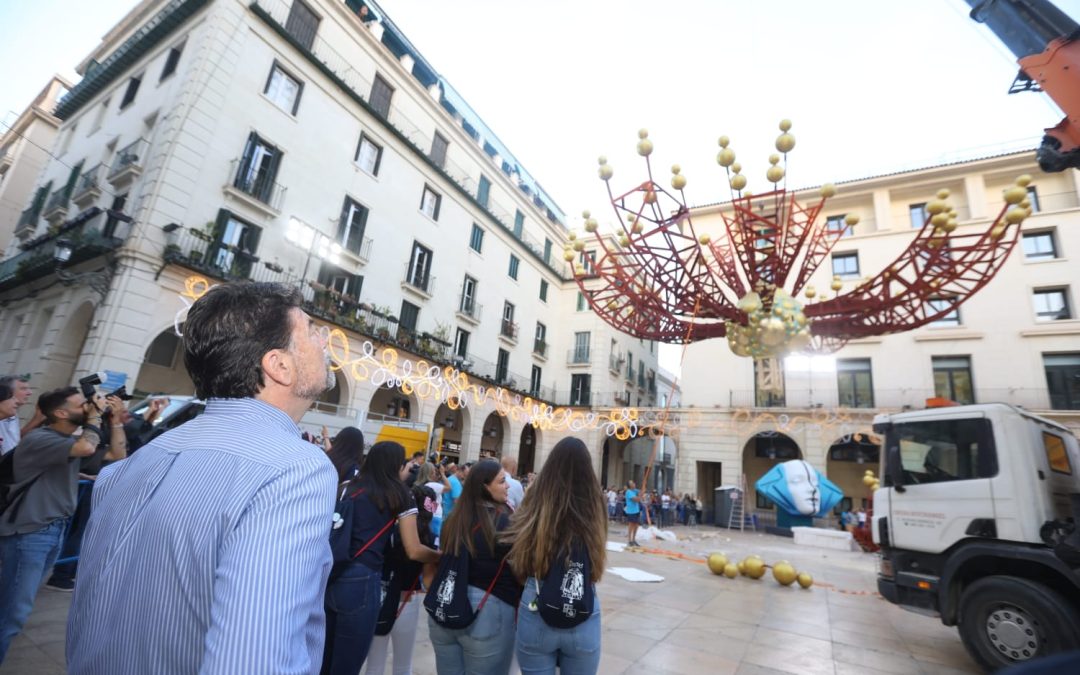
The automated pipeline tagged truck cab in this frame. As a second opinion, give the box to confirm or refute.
[873,403,1080,671]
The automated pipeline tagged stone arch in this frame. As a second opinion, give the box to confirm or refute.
[518,423,538,475]
[46,300,96,392]
[479,411,508,459]
[369,384,418,421]
[134,324,196,396]
[431,400,471,464]
[825,431,880,514]
[741,431,802,518]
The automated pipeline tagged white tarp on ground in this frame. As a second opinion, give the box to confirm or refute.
[791,526,860,551]
[607,567,665,582]
[606,542,627,553]
[635,526,678,542]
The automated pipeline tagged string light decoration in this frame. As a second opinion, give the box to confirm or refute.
[572,121,1033,357]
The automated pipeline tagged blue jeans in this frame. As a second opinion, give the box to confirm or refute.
[50,480,93,583]
[516,578,601,675]
[428,586,516,675]
[0,519,67,662]
[321,562,381,675]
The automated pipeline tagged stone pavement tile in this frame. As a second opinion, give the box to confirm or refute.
[741,643,837,675]
[696,594,767,623]
[832,642,922,675]
[0,642,65,675]
[637,586,711,613]
[735,663,795,675]
[678,613,758,641]
[831,617,905,641]
[834,662,903,675]
[753,626,833,660]
[758,616,833,642]
[830,627,912,656]
[605,603,689,631]
[664,626,749,661]
[905,639,979,672]
[911,660,981,675]
[601,628,657,662]
[597,652,634,675]
[636,641,741,675]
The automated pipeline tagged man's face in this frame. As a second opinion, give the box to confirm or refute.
[14,380,31,406]
[287,308,335,401]
[57,393,88,426]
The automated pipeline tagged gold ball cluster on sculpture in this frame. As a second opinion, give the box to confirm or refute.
[725,288,810,358]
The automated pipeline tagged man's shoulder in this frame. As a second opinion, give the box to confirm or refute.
[155,414,329,470]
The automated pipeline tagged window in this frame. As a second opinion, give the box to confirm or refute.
[831,252,859,279]
[453,328,470,360]
[638,358,646,388]
[354,132,383,175]
[836,358,874,408]
[420,185,441,220]
[369,73,394,118]
[145,331,181,367]
[59,124,77,156]
[825,215,850,237]
[430,132,449,169]
[477,175,491,208]
[399,300,419,333]
[496,348,510,384]
[209,210,261,278]
[285,0,320,50]
[91,98,110,134]
[932,356,974,405]
[530,365,542,397]
[514,210,524,237]
[573,332,590,363]
[534,323,547,356]
[1022,230,1058,260]
[909,203,928,229]
[508,254,520,280]
[928,297,961,326]
[337,198,368,257]
[756,493,774,510]
[1034,288,1071,321]
[501,302,516,338]
[264,62,303,115]
[888,417,996,485]
[119,74,142,110]
[1045,353,1080,410]
[539,279,548,302]
[102,192,127,239]
[1027,186,1040,213]
[1044,431,1071,473]
[316,262,362,299]
[576,292,587,312]
[543,238,552,263]
[234,132,283,204]
[160,41,184,81]
[469,223,484,253]
[580,250,596,275]
[570,374,591,406]
[407,242,433,291]
[460,276,477,314]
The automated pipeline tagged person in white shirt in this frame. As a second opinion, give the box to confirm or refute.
[0,375,36,455]
[501,456,525,510]
[606,488,617,519]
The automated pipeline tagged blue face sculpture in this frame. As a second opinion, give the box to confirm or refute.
[755,460,842,517]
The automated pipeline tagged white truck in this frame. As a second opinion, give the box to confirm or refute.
[872,403,1080,672]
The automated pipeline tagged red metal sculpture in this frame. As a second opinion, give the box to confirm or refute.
[570,122,1034,355]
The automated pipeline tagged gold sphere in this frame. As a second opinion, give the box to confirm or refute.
[990,224,1007,240]
[931,213,949,227]
[737,561,746,575]
[584,218,598,233]
[1003,186,1027,204]
[863,474,876,486]
[768,154,780,165]
[717,148,736,167]
[573,263,585,275]
[672,174,687,190]
[723,563,739,579]
[562,250,575,261]
[671,164,682,174]
[779,119,792,132]
[637,139,654,156]
[718,135,730,148]
[730,175,747,191]
[1020,199,1031,210]
[707,553,729,575]
[638,128,649,139]
[699,233,711,245]
[731,162,742,174]
[766,165,785,183]
[773,562,798,586]
[568,231,577,241]
[926,200,947,215]
[937,188,951,200]
[775,133,796,153]
[572,239,585,252]
[820,183,837,198]
[582,209,591,218]
[631,220,644,234]
[831,278,842,291]
[845,213,860,226]
[1016,174,1032,187]
[598,164,614,181]
[643,190,658,204]
[865,469,875,476]
[797,572,813,589]
[805,286,816,299]
[744,557,767,579]
[1005,207,1026,225]
[943,219,958,233]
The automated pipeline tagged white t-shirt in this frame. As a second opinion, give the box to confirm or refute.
[0,416,20,455]
[661,494,671,509]
[607,490,617,506]
[425,481,445,519]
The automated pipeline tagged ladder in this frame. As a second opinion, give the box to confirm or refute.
[727,474,753,532]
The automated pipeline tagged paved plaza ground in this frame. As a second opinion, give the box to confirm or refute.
[1,524,981,674]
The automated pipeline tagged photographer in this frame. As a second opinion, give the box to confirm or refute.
[0,387,124,662]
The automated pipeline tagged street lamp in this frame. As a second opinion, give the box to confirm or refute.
[53,237,114,299]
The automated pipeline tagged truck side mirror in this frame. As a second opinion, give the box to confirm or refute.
[886,439,906,493]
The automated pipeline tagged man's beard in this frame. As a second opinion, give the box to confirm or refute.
[296,350,336,401]
[68,409,87,426]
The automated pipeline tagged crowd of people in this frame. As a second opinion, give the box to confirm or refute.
[0,282,609,675]
[602,485,702,530]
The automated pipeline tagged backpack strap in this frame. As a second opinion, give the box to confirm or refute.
[351,516,396,560]
[396,574,422,618]
[475,554,508,614]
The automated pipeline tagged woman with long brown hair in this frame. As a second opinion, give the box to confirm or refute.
[503,437,606,674]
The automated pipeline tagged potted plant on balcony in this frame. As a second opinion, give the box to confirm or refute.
[191,222,215,243]
[164,243,183,261]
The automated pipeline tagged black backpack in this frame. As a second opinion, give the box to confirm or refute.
[0,450,44,523]
[424,548,507,630]
[329,484,394,575]
[536,543,595,628]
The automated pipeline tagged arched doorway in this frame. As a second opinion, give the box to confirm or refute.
[601,437,611,488]
[518,424,537,475]
[480,412,506,459]
[46,301,96,393]
[826,432,881,515]
[134,325,196,396]
[741,432,802,523]
[432,400,469,464]
[313,369,350,415]
[368,384,417,421]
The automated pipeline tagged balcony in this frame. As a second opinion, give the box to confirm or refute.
[401,263,434,299]
[72,164,105,210]
[108,138,149,188]
[225,157,286,215]
[42,187,70,226]
[567,348,591,366]
[533,339,548,360]
[499,320,518,345]
[456,295,482,325]
[161,223,265,281]
[609,353,624,374]
[14,207,39,239]
[0,207,129,292]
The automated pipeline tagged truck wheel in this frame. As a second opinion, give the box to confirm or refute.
[958,576,1080,671]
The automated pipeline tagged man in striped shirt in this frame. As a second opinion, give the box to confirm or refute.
[67,282,338,674]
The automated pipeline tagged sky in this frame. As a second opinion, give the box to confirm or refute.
[3,0,1080,376]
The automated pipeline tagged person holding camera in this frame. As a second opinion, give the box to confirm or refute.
[0,386,126,662]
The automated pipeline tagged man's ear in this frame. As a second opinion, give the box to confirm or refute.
[261,349,295,387]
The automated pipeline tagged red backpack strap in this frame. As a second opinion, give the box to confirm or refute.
[350,515,396,560]
[475,555,509,614]
[396,575,422,618]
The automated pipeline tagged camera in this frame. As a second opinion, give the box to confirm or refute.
[78,372,104,400]
[110,385,133,401]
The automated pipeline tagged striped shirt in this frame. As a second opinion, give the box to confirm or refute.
[66,399,337,675]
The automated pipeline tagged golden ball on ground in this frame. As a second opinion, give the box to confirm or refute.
[773,561,798,586]
[707,553,729,574]
[797,572,814,589]
[744,557,766,579]
[737,561,747,575]
[723,563,739,579]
